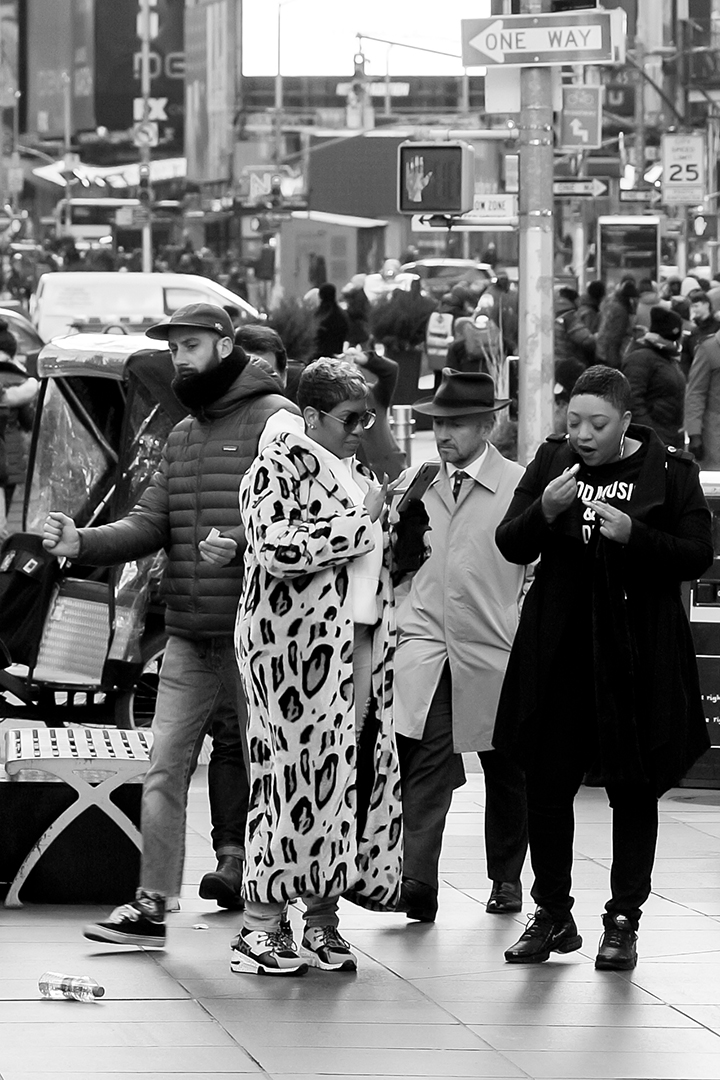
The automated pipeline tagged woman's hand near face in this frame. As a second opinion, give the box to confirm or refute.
[364,473,389,522]
[587,500,632,544]
[541,464,580,523]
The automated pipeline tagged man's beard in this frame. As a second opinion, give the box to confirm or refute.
[172,344,246,413]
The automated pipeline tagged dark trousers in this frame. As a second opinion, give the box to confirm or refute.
[208,689,250,856]
[526,758,658,930]
[398,663,528,890]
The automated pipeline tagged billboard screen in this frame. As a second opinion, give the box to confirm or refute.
[186,0,235,183]
[94,0,184,152]
[26,0,73,139]
[25,0,95,139]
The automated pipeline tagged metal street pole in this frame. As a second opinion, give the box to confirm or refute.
[517,0,555,466]
[275,2,282,162]
[62,72,73,234]
[140,0,153,273]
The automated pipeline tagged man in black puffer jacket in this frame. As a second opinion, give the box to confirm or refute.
[622,305,686,448]
[43,304,299,948]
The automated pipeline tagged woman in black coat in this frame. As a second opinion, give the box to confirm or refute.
[312,282,349,359]
[494,365,712,972]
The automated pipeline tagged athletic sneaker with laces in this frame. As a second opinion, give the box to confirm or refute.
[301,926,358,971]
[230,927,308,976]
[504,906,582,964]
[595,913,638,970]
[82,895,166,948]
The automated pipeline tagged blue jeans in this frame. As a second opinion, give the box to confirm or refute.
[140,635,249,898]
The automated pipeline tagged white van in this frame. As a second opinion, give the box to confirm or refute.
[30,272,261,342]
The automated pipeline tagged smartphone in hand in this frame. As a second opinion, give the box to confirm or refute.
[395,462,440,513]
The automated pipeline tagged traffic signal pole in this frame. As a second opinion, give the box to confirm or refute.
[140,0,153,273]
[517,0,555,465]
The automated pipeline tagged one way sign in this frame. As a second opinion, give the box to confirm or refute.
[461,10,624,68]
[553,178,609,198]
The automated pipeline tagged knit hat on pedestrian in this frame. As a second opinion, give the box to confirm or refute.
[649,305,684,343]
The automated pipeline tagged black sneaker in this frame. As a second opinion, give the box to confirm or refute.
[595,914,638,971]
[83,899,166,949]
[504,906,582,964]
[230,928,308,976]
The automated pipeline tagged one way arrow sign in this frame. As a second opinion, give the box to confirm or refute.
[461,10,624,68]
[553,178,609,198]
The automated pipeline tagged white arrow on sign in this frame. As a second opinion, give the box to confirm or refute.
[570,119,589,143]
[553,178,609,198]
[468,18,604,64]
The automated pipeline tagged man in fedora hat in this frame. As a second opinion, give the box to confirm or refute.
[392,368,531,923]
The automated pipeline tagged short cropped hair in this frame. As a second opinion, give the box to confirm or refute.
[570,365,632,416]
[297,358,368,414]
[235,324,288,374]
[688,289,711,307]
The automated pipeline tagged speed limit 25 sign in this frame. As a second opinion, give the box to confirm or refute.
[661,133,706,205]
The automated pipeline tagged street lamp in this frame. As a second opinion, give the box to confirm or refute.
[275,0,304,163]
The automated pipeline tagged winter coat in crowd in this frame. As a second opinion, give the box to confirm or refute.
[554,292,597,368]
[622,333,686,448]
[313,283,350,358]
[596,281,638,367]
[493,426,712,797]
[77,349,295,639]
[236,431,402,910]
[395,444,527,753]
[354,349,406,481]
[685,329,720,469]
[635,282,661,332]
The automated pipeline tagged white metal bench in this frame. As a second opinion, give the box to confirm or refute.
[3,727,153,907]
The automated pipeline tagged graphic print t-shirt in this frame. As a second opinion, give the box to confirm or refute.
[573,443,647,545]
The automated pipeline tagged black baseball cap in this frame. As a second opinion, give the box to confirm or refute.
[146,303,235,341]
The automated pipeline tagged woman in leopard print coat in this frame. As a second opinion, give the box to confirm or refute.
[232,359,402,976]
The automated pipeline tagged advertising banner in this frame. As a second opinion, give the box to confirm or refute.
[186,0,236,183]
[94,0,184,152]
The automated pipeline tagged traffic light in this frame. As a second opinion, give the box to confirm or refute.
[137,162,153,206]
[268,175,283,209]
[346,51,374,130]
[397,141,475,215]
[690,208,717,240]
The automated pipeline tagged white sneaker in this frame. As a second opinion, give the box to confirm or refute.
[301,926,358,971]
[230,928,308,976]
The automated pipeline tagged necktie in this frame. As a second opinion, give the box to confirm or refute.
[452,470,468,502]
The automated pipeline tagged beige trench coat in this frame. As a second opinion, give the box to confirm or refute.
[394,444,529,753]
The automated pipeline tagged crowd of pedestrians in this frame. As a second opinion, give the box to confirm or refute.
[35,271,714,984]
[553,269,720,467]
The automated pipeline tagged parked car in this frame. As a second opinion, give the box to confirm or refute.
[30,272,262,342]
[398,259,494,298]
[0,332,185,728]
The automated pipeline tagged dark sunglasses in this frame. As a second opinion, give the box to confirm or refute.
[319,409,376,433]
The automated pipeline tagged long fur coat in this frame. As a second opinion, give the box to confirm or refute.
[236,432,402,909]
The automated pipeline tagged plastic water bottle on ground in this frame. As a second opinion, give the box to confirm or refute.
[38,972,105,1002]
